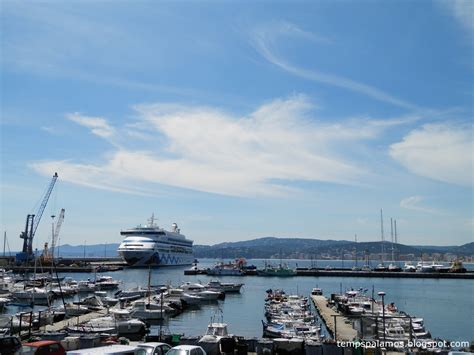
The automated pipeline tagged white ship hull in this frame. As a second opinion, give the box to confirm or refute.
[119,249,195,267]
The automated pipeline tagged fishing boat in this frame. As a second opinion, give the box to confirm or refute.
[206,259,246,276]
[263,289,321,340]
[258,264,296,277]
[198,310,232,355]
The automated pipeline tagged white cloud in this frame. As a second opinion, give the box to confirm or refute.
[390,123,473,186]
[440,0,474,37]
[66,112,116,139]
[252,22,417,110]
[31,96,389,197]
[400,196,443,215]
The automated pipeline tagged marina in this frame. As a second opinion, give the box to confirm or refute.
[0,259,471,353]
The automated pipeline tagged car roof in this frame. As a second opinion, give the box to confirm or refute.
[171,345,202,350]
[23,340,60,346]
[67,345,139,353]
[138,342,170,347]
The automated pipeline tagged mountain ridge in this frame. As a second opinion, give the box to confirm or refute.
[33,238,474,258]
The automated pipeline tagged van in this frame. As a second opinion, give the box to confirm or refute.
[66,345,146,355]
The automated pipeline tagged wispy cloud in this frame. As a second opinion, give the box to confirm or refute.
[400,196,443,215]
[66,113,116,139]
[252,22,417,110]
[390,123,473,186]
[439,0,474,37]
[31,95,401,197]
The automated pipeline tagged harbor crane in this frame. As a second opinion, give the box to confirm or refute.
[16,172,59,264]
[42,208,65,263]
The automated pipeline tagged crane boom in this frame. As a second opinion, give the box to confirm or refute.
[50,208,65,259]
[18,172,59,262]
[31,172,59,244]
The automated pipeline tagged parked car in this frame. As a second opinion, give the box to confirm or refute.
[0,336,22,355]
[21,340,66,355]
[67,345,147,355]
[137,342,172,355]
[166,345,206,355]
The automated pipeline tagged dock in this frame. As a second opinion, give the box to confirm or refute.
[42,309,109,332]
[311,295,357,341]
[185,267,474,279]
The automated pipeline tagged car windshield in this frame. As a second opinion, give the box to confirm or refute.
[137,345,154,354]
[166,349,189,355]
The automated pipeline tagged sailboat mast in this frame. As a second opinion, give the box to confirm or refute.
[390,218,394,262]
[380,209,385,264]
[394,220,398,261]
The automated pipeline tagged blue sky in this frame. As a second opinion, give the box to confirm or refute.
[1,0,473,250]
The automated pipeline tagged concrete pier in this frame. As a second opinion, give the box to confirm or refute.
[311,295,357,341]
[42,309,109,332]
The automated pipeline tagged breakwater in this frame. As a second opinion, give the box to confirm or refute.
[185,267,474,279]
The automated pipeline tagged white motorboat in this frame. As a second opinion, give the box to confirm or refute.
[181,292,203,305]
[64,303,89,317]
[129,301,166,320]
[94,275,121,290]
[77,280,95,293]
[180,282,222,300]
[85,309,147,337]
[116,287,154,299]
[206,280,243,293]
[11,287,52,305]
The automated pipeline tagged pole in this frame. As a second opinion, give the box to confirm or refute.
[160,290,164,339]
[83,240,86,264]
[3,231,5,257]
[378,292,386,342]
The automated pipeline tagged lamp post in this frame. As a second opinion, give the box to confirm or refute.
[378,291,386,342]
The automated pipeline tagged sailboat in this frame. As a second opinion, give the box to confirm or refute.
[130,265,167,320]
[388,219,402,272]
[374,209,388,272]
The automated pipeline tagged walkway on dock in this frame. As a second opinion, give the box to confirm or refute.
[311,295,357,341]
[42,309,109,332]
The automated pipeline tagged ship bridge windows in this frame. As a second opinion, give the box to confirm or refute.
[121,231,166,236]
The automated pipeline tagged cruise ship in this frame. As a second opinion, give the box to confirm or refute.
[118,215,194,267]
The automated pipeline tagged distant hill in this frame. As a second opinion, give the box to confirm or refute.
[51,238,473,259]
[193,237,474,259]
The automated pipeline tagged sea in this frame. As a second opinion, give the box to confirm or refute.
[7,259,474,343]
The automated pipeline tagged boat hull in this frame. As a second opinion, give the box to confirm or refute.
[119,250,195,267]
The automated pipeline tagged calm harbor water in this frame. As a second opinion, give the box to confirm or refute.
[50,258,474,343]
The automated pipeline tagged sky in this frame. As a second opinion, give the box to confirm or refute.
[1,0,473,251]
